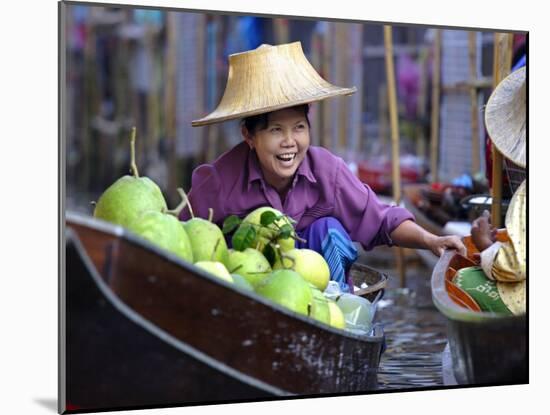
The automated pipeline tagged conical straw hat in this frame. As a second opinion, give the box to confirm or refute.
[192,42,357,127]
[504,179,526,277]
[484,66,526,168]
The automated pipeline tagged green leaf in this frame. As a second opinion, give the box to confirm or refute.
[279,224,293,240]
[260,211,278,226]
[222,215,242,234]
[231,223,256,251]
[263,243,276,266]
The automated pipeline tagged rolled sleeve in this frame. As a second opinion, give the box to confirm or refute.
[334,162,415,251]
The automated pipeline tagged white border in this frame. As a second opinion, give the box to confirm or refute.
[3,0,545,414]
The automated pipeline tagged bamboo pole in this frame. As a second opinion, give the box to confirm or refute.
[429,29,442,183]
[321,23,332,149]
[336,23,347,152]
[165,12,178,197]
[310,30,322,147]
[490,33,514,228]
[384,25,406,287]
[416,45,429,160]
[468,31,481,175]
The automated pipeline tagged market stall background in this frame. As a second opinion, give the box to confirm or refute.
[63,4,524,213]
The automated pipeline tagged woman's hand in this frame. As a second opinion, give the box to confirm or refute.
[424,233,466,257]
[471,210,497,252]
[390,219,466,257]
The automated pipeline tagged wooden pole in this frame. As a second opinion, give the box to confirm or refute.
[416,45,429,160]
[429,29,442,183]
[336,23,347,152]
[491,33,514,228]
[310,30,322,147]
[468,31,481,175]
[384,25,406,287]
[165,12,178,197]
[322,23,332,149]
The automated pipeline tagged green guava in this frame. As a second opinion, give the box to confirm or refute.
[308,285,331,325]
[241,206,295,252]
[273,248,330,291]
[93,128,167,228]
[127,210,193,263]
[255,269,313,316]
[224,248,272,287]
[183,217,229,263]
[327,299,346,329]
[231,273,254,291]
[194,261,233,283]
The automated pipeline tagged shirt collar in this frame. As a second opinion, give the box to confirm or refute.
[246,148,317,191]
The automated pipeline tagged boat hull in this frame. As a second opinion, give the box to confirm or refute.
[431,246,527,385]
[63,212,386,410]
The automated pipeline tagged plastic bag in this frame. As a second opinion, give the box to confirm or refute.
[335,294,375,334]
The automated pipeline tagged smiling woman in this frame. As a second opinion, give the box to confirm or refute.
[179,42,465,293]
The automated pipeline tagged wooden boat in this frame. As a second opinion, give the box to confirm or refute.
[402,183,446,236]
[431,230,527,385]
[63,212,387,411]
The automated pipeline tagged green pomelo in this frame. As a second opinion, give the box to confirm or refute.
[273,248,330,291]
[195,261,233,283]
[255,269,313,316]
[224,248,272,287]
[241,206,295,252]
[94,176,167,228]
[309,285,331,325]
[127,210,193,262]
[327,299,346,329]
[231,273,254,291]
[183,217,229,263]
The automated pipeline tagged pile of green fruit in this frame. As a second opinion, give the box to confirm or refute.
[92,128,348,330]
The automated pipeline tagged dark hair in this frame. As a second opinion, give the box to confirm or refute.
[242,104,311,135]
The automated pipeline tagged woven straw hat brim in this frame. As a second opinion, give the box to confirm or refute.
[485,67,526,168]
[192,87,356,127]
[192,42,356,127]
[505,179,526,268]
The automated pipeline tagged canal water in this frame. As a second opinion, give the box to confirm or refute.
[356,245,450,390]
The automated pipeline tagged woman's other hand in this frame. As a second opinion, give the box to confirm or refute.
[425,233,466,257]
[471,210,497,252]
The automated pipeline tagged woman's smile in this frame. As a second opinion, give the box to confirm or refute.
[243,107,311,192]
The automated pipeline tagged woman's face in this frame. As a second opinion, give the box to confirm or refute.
[243,107,310,191]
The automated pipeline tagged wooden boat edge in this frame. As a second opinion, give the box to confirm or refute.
[431,249,526,324]
[65,211,385,343]
[65,227,292,397]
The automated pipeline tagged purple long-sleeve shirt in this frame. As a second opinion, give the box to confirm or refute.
[180,142,415,251]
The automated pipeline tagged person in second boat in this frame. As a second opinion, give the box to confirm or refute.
[180,42,466,293]
[466,67,526,315]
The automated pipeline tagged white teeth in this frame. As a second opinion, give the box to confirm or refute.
[276,153,296,161]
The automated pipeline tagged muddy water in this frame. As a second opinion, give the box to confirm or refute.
[357,246,449,390]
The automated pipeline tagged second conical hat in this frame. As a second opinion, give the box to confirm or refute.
[485,67,526,168]
[192,42,356,127]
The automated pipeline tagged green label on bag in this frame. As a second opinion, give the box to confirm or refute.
[453,267,513,315]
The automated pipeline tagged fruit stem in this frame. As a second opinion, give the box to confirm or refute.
[208,208,214,222]
[280,251,296,269]
[130,126,140,178]
[177,187,194,218]
[210,238,221,261]
[165,189,189,217]
[229,264,243,274]
[292,234,307,244]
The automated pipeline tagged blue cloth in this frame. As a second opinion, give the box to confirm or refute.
[512,54,526,71]
[296,217,358,293]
